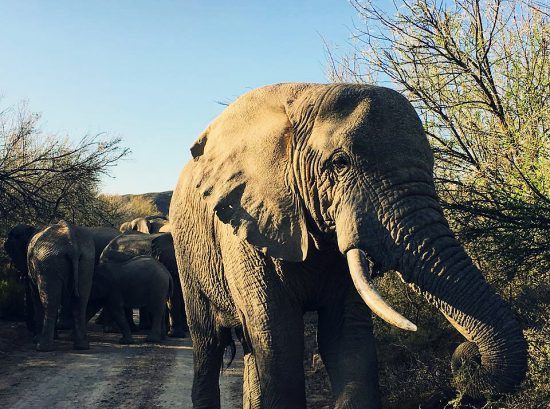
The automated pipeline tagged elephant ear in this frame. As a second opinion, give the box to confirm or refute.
[190,84,308,262]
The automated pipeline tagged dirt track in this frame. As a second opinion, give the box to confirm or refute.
[0,321,243,408]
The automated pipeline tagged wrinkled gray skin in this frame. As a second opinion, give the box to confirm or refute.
[100,231,187,337]
[89,251,173,344]
[170,83,527,408]
[4,223,119,350]
[120,216,169,234]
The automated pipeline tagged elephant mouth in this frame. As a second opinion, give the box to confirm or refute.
[346,248,417,332]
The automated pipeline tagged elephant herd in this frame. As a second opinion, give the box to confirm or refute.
[3,216,186,351]
[3,83,529,408]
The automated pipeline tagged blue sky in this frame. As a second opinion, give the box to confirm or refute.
[0,1,361,194]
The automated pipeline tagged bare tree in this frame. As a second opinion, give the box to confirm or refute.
[0,103,129,231]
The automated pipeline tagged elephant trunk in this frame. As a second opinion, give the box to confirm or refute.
[401,231,526,395]
[340,176,527,396]
[391,194,526,396]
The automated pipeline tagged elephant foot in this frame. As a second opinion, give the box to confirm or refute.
[73,340,90,350]
[119,337,134,345]
[167,329,187,338]
[36,341,55,352]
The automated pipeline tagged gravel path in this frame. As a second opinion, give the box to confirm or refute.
[0,322,243,409]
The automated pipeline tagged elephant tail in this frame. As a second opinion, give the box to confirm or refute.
[219,327,237,370]
[62,220,80,298]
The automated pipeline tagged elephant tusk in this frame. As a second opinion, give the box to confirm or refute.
[346,249,417,332]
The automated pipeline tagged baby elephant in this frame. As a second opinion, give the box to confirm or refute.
[89,255,172,344]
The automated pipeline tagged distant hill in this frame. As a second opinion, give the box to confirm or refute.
[120,191,173,216]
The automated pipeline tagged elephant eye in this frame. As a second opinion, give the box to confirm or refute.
[330,152,351,175]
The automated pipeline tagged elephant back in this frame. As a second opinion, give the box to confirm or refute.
[99,231,153,264]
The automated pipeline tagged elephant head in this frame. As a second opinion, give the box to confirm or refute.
[4,224,37,274]
[190,83,527,396]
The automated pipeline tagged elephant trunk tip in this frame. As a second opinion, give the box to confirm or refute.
[450,336,528,398]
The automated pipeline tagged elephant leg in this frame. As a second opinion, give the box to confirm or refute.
[70,258,93,350]
[164,305,170,336]
[236,301,305,409]
[138,307,152,330]
[187,288,226,409]
[36,276,62,351]
[29,283,43,337]
[57,291,73,330]
[317,286,381,409]
[145,296,166,343]
[161,308,168,340]
[71,295,90,350]
[167,281,187,338]
[225,257,306,408]
[108,295,133,344]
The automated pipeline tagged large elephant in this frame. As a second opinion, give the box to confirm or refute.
[88,252,173,344]
[120,216,169,234]
[5,222,120,340]
[170,83,527,408]
[99,231,187,337]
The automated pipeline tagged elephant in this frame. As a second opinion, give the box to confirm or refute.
[169,83,527,408]
[4,221,90,351]
[119,216,169,234]
[99,231,187,337]
[4,222,120,336]
[88,252,173,344]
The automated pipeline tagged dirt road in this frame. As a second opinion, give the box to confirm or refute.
[0,321,243,408]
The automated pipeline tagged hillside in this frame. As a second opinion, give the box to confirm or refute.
[120,191,173,216]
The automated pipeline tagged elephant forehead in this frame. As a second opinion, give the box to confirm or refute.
[308,98,372,152]
[309,89,432,167]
